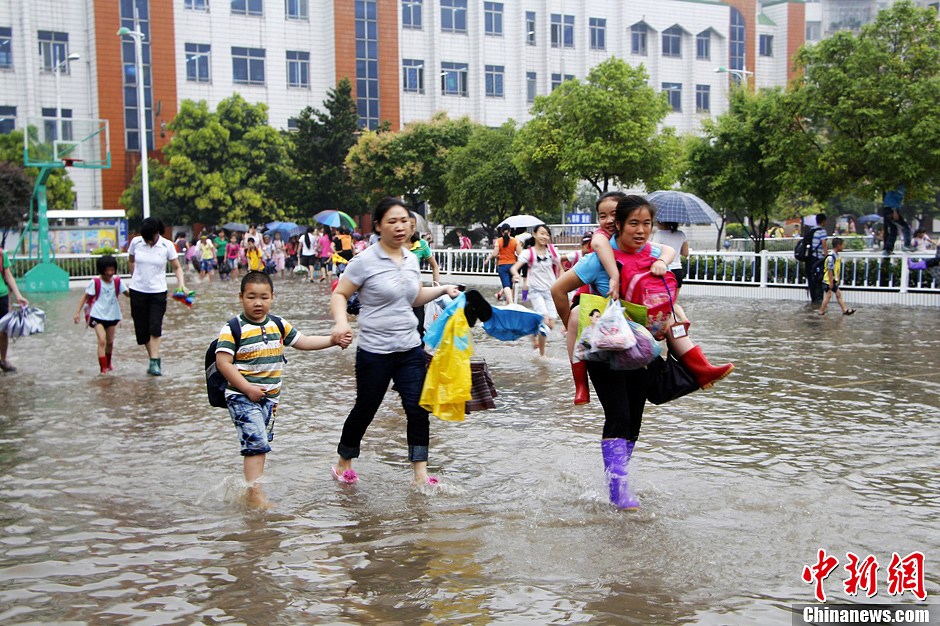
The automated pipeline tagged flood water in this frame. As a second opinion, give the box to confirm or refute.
[1,277,937,625]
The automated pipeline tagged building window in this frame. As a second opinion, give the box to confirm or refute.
[0,27,11,69]
[41,107,73,142]
[589,18,605,51]
[526,71,536,103]
[441,61,468,96]
[185,0,209,10]
[287,117,299,131]
[662,26,682,58]
[286,50,309,87]
[232,47,266,85]
[631,23,648,56]
[662,83,682,112]
[696,31,710,60]
[484,2,503,36]
[550,14,574,48]
[231,0,263,16]
[38,30,70,72]
[185,43,211,82]
[119,2,153,152]
[441,0,467,33]
[485,65,504,97]
[551,73,574,91]
[0,106,16,134]
[759,34,774,57]
[730,7,746,80]
[286,0,308,20]
[805,21,821,40]
[356,0,380,129]
[403,58,424,93]
[526,11,536,45]
[695,84,710,113]
[402,0,422,29]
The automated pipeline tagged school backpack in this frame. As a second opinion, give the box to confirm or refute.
[205,315,286,408]
[794,227,822,262]
[622,270,679,340]
[527,244,561,277]
[82,276,121,326]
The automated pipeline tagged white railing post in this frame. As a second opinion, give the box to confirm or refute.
[759,249,768,288]
[900,256,910,294]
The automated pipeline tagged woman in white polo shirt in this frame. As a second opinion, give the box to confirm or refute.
[127,217,188,376]
[329,197,461,487]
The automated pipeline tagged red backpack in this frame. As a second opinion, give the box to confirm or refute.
[622,270,678,340]
[83,276,121,326]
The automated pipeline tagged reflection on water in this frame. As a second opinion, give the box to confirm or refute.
[1,280,937,624]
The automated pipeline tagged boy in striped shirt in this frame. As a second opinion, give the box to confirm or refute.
[215,271,352,508]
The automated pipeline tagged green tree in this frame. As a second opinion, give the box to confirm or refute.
[787,0,940,201]
[0,163,32,246]
[0,130,76,211]
[514,57,678,195]
[345,112,474,210]
[438,122,553,228]
[120,95,290,225]
[684,88,794,252]
[281,78,363,217]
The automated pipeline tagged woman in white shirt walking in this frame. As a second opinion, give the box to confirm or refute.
[127,217,188,376]
[651,221,689,294]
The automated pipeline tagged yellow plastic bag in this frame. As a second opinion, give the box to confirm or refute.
[420,307,473,422]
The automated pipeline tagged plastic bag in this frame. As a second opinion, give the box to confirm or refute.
[420,304,472,422]
[589,299,636,352]
[0,305,45,337]
[424,292,464,349]
[609,320,661,370]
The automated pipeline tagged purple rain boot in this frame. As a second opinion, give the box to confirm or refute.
[601,438,639,510]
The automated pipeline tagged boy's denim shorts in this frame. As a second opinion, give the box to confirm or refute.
[226,394,277,456]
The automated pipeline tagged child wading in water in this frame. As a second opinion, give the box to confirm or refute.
[563,192,734,404]
[214,271,351,508]
[818,237,856,316]
[73,255,130,373]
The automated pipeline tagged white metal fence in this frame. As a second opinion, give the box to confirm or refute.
[10,249,939,301]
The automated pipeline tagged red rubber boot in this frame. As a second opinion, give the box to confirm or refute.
[572,360,590,405]
[677,346,734,389]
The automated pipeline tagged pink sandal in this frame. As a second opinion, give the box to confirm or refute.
[331,467,359,484]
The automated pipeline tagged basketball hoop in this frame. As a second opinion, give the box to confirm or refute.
[62,158,84,167]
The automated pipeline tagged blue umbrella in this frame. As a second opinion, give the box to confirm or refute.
[265,221,303,237]
[313,210,357,229]
[647,191,719,225]
[857,213,883,225]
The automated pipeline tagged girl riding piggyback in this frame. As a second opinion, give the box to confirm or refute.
[560,193,734,405]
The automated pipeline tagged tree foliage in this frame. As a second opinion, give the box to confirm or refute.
[684,88,794,252]
[0,163,32,233]
[280,78,363,217]
[120,94,290,225]
[0,130,76,211]
[514,57,679,195]
[787,0,940,201]
[438,122,555,228]
[345,112,474,210]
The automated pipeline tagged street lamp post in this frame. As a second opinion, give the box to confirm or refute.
[53,50,81,153]
[117,26,150,220]
[713,65,754,83]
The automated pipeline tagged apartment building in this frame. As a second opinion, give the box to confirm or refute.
[0,1,805,213]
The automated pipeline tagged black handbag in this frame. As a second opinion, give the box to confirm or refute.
[645,353,699,405]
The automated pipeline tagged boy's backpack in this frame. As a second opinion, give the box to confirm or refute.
[82,276,121,326]
[622,270,679,340]
[794,227,822,262]
[205,315,286,408]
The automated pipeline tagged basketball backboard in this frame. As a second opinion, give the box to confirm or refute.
[23,117,110,169]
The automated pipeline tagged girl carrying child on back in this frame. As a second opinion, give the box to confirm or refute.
[558,192,733,405]
[73,255,130,374]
